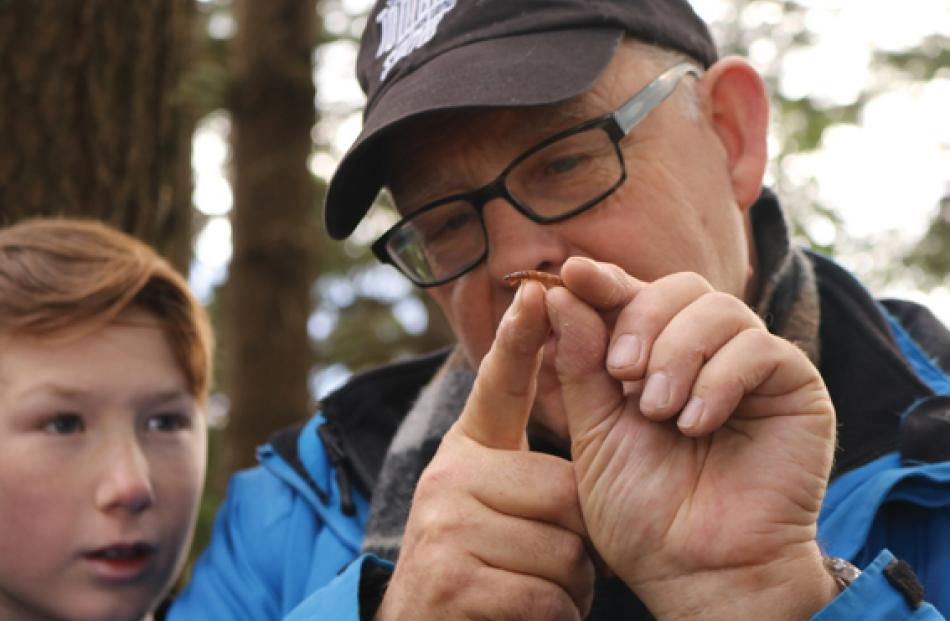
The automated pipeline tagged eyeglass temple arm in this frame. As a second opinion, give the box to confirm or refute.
[614,63,700,134]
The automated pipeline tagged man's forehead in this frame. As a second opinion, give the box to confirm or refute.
[385,47,649,184]
[400,93,600,148]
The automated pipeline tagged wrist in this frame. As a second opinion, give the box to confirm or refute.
[634,544,840,621]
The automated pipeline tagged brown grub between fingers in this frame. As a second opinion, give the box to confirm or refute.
[503,270,564,288]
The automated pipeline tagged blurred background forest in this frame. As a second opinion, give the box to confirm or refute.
[1,0,947,577]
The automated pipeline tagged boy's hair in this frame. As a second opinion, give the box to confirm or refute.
[0,218,213,402]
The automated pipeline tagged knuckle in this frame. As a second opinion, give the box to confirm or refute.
[425,555,475,605]
[416,460,456,496]
[554,533,589,570]
[408,501,449,537]
[600,263,637,307]
[702,372,746,402]
[736,326,777,350]
[701,289,743,310]
[699,290,761,324]
[678,270,712,290]
[414,455,470,506]
[512,580,576,621]
[629,292,668,330]
[660,270,712,294]
[403,504,471,563]
[438,506,470,536]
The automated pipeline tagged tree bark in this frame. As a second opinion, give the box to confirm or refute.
[0,0,196,272]
[224,0,318,474]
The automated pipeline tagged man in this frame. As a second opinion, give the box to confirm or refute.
[171,1,950,619]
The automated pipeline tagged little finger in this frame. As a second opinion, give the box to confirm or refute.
[675,328,823,436]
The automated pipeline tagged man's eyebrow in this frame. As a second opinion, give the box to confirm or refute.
[521,98,595,136]
[390,171,455,215]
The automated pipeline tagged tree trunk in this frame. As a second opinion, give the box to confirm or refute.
[223,0,318,475]
[0,1,196,272]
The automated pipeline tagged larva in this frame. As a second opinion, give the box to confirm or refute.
[503,270,563,288]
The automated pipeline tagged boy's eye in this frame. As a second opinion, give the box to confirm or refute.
[45,414,84,435]
[147,413,191,432]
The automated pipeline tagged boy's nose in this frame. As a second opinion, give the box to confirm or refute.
[94,439,155,514]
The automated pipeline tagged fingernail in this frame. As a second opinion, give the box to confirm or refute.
[570,256,598,267]
[641,372,670,411]
[607,334,641,369]
[678,396,705,431]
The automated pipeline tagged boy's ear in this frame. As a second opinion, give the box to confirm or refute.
[698,57,770,211]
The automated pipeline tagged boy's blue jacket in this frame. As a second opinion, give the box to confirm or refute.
[171,253,950,620]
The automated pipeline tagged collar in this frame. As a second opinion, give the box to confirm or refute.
[809,251,938,476]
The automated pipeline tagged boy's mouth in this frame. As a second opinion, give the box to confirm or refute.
[83,542,156,580]
[88,542,154,559]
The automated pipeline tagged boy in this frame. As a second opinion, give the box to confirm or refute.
[0,218,213,621]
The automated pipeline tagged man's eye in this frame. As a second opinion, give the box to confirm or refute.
[44,414,84,435]
[546,154,583,175]
[434,212,473,235]
[420,210,475,242]
[147,413,191,433]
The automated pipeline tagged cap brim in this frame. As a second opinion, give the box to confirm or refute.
[324,27,624,239]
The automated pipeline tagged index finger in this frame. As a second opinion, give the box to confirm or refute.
[457,280,550,450]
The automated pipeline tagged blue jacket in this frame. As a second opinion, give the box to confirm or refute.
[171,255,950,620]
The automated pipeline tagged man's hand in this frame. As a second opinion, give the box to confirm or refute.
[375,281,596,621]
[547,257,838,620]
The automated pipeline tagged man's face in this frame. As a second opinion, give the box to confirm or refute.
[0,309,207,621]
[388,46,757,440]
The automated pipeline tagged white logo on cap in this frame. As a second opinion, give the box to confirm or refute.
[376,0,457,81]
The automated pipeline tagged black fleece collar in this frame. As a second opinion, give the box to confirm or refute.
[809,251,941,476]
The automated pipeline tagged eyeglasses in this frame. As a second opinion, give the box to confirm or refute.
[372,63,700,287]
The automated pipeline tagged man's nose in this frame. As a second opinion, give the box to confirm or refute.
[94,437,155,514]
[482,197,570,283]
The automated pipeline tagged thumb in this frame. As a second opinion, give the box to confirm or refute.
[545,287,624,443]
[456,280,549,450]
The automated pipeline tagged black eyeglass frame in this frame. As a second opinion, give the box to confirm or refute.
[372,62,701,287]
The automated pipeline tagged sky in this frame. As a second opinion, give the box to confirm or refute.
[191,0,950,330]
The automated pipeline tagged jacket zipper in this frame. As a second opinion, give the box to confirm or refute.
[317,422,356,516]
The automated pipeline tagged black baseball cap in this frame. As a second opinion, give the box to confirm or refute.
[324,0,718,239]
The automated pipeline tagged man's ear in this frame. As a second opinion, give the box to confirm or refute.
[698,57,769,211]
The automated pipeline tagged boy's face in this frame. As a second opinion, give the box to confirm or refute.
[0,309,207,621]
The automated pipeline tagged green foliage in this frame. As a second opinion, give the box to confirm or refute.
[714,1,947,292]
[904,199,950,286]
[776,98,863,154]
[878,35,950,81]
